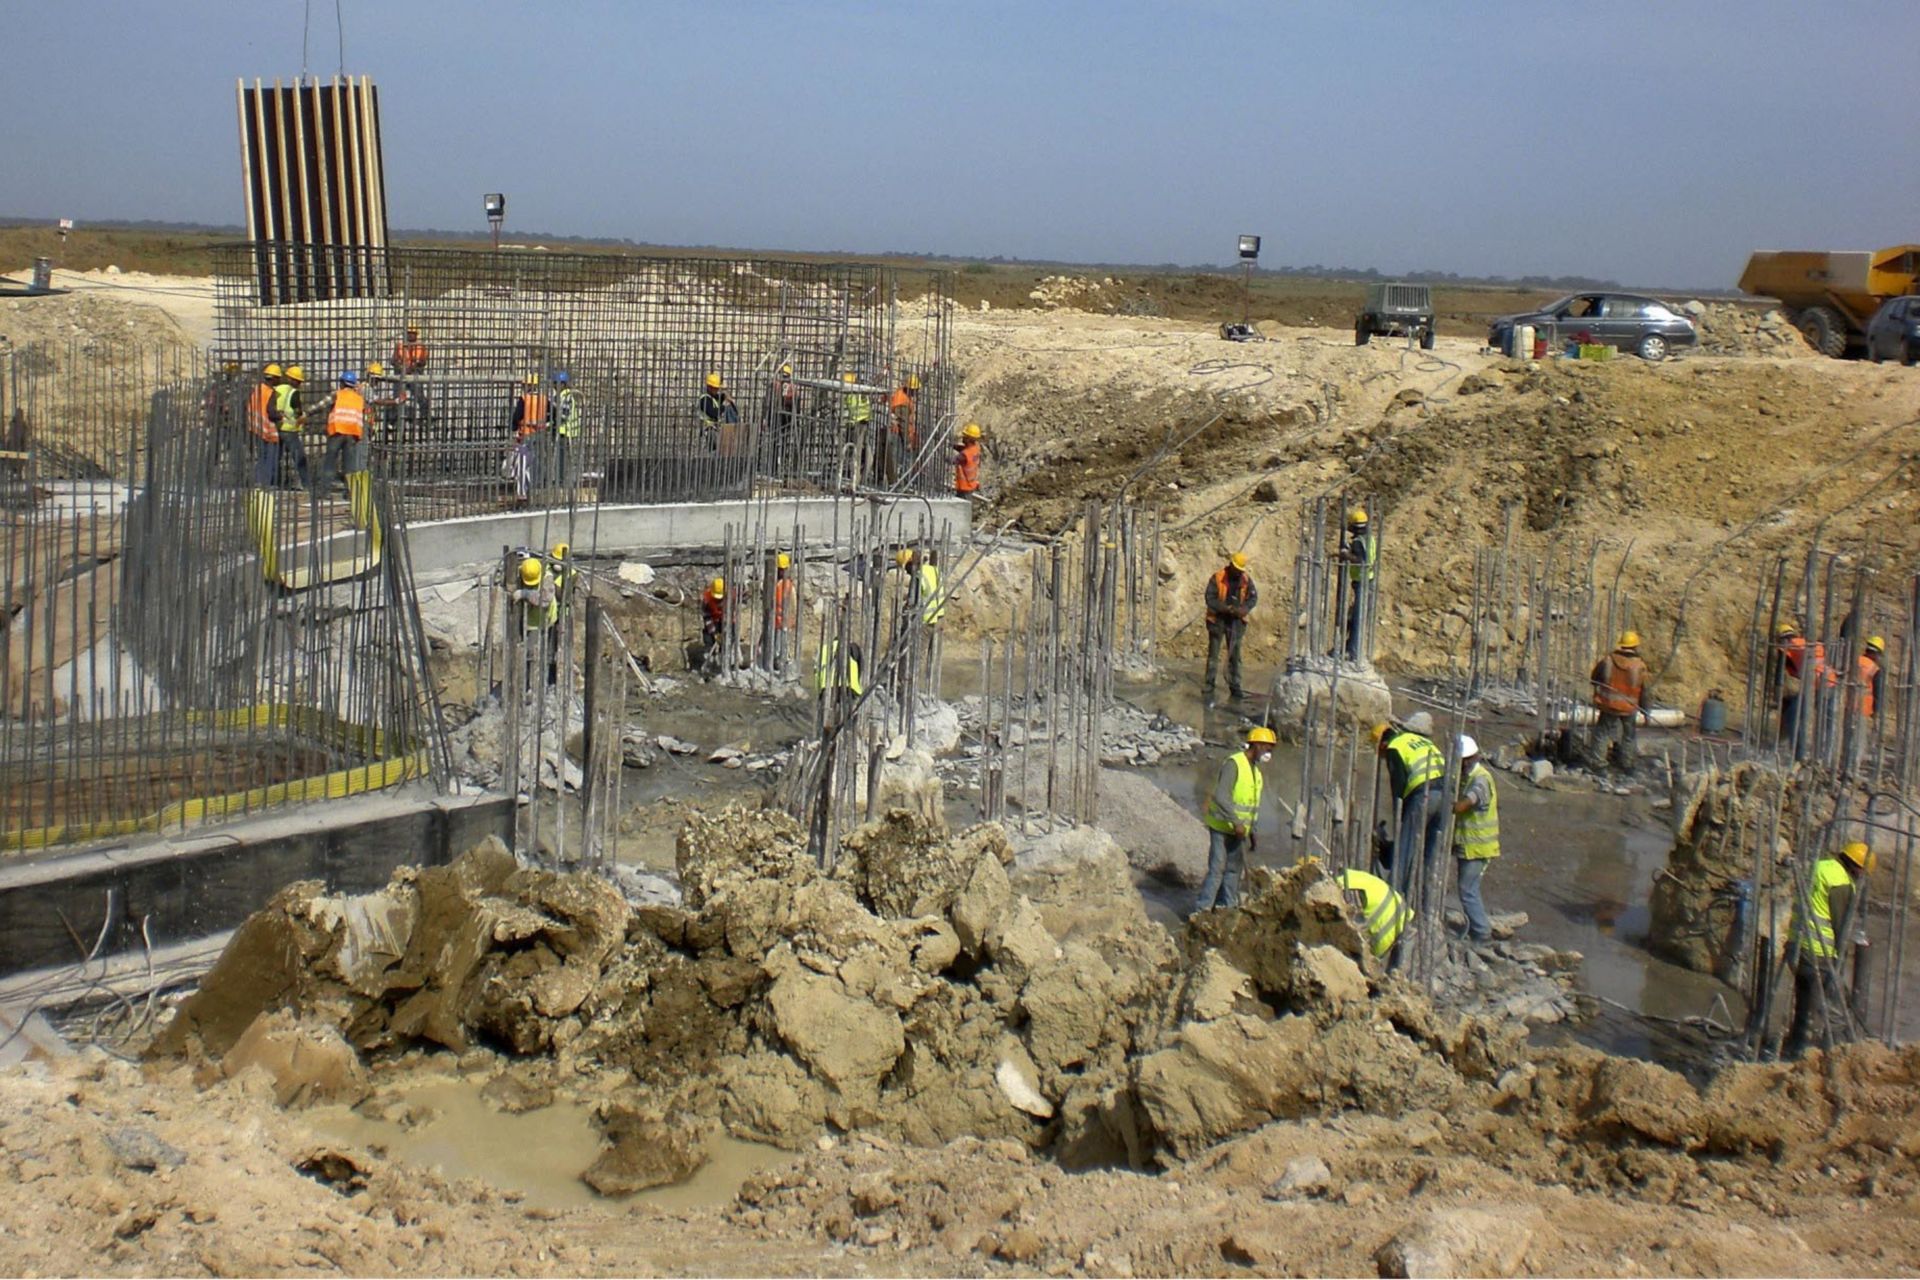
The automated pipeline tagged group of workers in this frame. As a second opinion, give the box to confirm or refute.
[241,325,437,496]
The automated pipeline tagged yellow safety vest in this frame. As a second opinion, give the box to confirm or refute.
[1338,868,1409,957]
[554,388,580,438]
[1792,856,1852,960]
[813,640,863,696]
[1388,732,1445,798]
[273,383,302,432]
[1347,531,1377,583]
[1203,752,1264,834]
[919,563,946,626]
[845,391,872,425]
[1455,761,1500,861]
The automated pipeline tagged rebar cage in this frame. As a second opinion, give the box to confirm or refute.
[211,243,956,517]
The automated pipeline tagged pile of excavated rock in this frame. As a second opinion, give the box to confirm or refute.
[951,695,1201,769]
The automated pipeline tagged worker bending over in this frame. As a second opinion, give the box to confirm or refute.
[1784,841,1873,1059]
[699,577,729,671]
[1772,621,1836,754]
[1374,714,1446,902]
[1451,734,1500,944]
[1338,866,1409,970]
[1193,726,1276,915]
[509,556,557,693]
[1588,630,1651,771]
[885,373,920,485]
[1203,552,1257,708]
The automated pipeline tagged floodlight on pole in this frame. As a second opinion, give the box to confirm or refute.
[1237,235,1261,324]
[484,193,506,251]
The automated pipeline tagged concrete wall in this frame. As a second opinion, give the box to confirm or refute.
[0,790,511,976]
[402,494,972,577]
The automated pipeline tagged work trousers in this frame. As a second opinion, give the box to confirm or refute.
[1387,783,1446,901]
[553,434,574,490]
[1194,827,1249,915]
[1589,710,1637,769]
[280,432,311,490]
[321,434,365,494]
[1779,693,1802,753]
[251,438,280,488]
[1456,856,1492,942]
[401,379,430,427]
[1344,582,1370,662]
[1783,950,1844,1060]
[1204,619,1246,700]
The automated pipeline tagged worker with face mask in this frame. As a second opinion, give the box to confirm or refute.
[1193,725,1277,915]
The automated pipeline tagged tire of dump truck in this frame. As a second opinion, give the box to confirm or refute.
[1795,306,1849,359]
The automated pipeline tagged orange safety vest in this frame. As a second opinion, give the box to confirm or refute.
[1593,651,1647,716]
[393,340,429,373]
[1856,653,1881,718]
[888,388,918,448]
[326,386,366,439]
[1781,637,1839,688]
[1206,569,1252,623]
[516,392,549,439]
[774,577,795,630]
[702,587,726,626]
[955,441,982,494]
[248,382,278,443]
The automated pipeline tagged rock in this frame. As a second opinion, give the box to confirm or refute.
[1376,1207,1536,1278]
[480,1070,554,1114]
[657,735,699,755]
[581,1100,709,1195]
[221,1012,369,1109]
[1582,1056,1704,1147]
[910,700,963,755]
[1096,768,1208,886]
[1263,1153,1332,1199]
[1009,825,1147,941]
[986,897,1062,978]
[1178,953,1256,1023]
[616,561,656,586]
[950,849,1014,956]
[708,744,746,764]
[1443,908,1529,940]
[767,968,905,1092]
[1269,664,1393,731]
[842,811,1001,919]
[996,1048,1055,1118]
[1290,943,1370,1011]
[105,1126,188,1172]
[1525,759,1553,785]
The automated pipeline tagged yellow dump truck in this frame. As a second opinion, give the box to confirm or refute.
[1738,246,1920,357]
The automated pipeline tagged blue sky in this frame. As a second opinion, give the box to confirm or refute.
[5,1,1916,288]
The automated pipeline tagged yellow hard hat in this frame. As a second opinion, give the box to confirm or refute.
[776,552,792,570]
[1617,630,1641,650]
[1228,552,1249,571]
[524,373,539,387]
[1838,841,1876,873]
[780,362,793,376]
[705,372,723,389]
[264,363,283,378]
[842,370,857,383]
[1866,635,1886,653]
[710,577,725,598]
[895,548,914,567]
[1774,621,1799,637]
[1246,726,1278,747]
[550,542,569,560]
[519,557,543,587]
[1347,507,1369,527]
[906,373,922,391]
[286,365,305,382]
[366,360,386,377]
[962,422,983,439]
[1370,722,1392,745]
[406,324,420,335]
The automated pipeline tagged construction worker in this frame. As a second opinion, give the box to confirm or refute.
[898,547,945,678]
[509,556,556,692]
[310,370,366,498]
[771,552,796,671]
[208,360,248,471]
[697,372,739,453]
[841,371,873,484]
[1587,630,1651,771]
[769,363,800,460]
[392,324,430,427]
[274,365,310,490]
[551,371,580,489]
[1847,635,1887,772]
[1193,725,1276,914]
[813,632,865,699]
[1783,841,1873,1059]
[1202,552,1257,707]
[954,422,984,499]
[1451,735,1500,944]
[1338,866,1410,968]
[248,364,282,487]
[885,373,921,484]
[1374,716,1447,901]
[700,576,729,670]
[510,374,550,498]
[1339,508,1377,663]
[364,360,406,434]
[1773,622,1837,753]
[545,542,573,686]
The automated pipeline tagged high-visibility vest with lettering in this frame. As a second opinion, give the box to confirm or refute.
[845,390,872,426]
[919,564,945,626]
[273,383,302,433]
[1791,856,1853,960]
[326,386,366,439]
[1347,531,1377,583]
[814,640,863,696]
[1455,761,1500,861]
[248,382,277,442]
[955,441,982,494]
[1387,732,1445,798]
[1338,868,1409,957]
[553,388,580,438]
[1594,652,1647,716]
[1203,751,1264,834]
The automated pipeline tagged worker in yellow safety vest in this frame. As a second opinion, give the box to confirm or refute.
[274,365,310,490]
[1374,714,1447,901]
[1339,507,1377,663]
[813,636,865,699]
[1451,734,1500,944]
[1338,867,1409,966]
[1784,841,1873,1059]
[1193,726,1276,915]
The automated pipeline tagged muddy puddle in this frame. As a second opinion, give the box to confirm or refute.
[306,1075,795,1212]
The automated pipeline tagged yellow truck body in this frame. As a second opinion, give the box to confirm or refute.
[1738,245,1920,356]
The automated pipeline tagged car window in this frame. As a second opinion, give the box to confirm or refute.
[1643,303,1678,321]
[1602,298,1648,319]
[1563,296,1601,319]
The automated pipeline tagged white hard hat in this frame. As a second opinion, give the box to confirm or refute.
[1403,711,1434,736]
[1459,734,1479,758]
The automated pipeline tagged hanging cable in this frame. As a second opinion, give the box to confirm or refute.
[335,0,346,74]
[301,0,311,78]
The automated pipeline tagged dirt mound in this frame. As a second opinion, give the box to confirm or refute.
[1648,762,1801,975]
[1684,300,1820,359]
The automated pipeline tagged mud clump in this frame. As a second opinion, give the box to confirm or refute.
[1648,762,1797,976]
[582,1099,712,1195]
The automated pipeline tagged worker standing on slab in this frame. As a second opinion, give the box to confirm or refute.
[698,372,740,455]
[248,364,282,488]
[551,371,580,491]
[1338,508,1377,663]
[1338,866,1409,969]
[1783,842,1873,1059]
[273,365,309,490]
[1193,725,1276,914]
[512,374,551,499]
[769,363,799,462]
[885,373,921,485]
[1587,630,1651,771]
[1374,715,1447,901]
[1451,735,1500,945]
[1202,552,1257,708]
[363,361,406,436]
[771,553,796,672]
[391,324,430,428]
[841,371,874,485]
[954,422,984,499]
[312,370,366,499]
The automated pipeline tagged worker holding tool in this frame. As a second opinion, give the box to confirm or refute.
[1338,508,1377,663]
[364,360,407,435]
[1587,630,1651,771]
[1452,734,1500,945]
[1783,841,1873,1059]
[697,371,740,456]
[953,422,984,499]
[391,324,430,428]
[274,365,310,490]
[1373,714,1447,901]
[309,370,366,500]
[1338,866,1410,969]
[545,542,573,687]
[1193,725,1277,915]
[1202,552,1257,707]
[898,546,945,679]
[769,363,800,461]
[1847,635,1887,772]
[248,364,282,488]
[841,371,874,484]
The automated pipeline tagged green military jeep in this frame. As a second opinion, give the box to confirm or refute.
[1355,282,1436,349]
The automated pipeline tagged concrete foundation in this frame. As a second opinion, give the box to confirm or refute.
[0,787,511,977]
